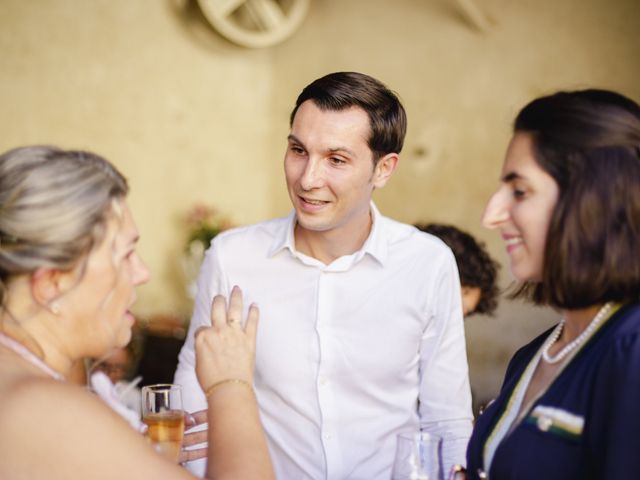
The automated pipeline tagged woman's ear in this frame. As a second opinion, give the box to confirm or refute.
[372,153,399,189]
[30,268,66,313]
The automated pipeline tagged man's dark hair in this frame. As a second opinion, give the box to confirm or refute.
[512,89,640,309]
[290,72,407,162]
[417,223,500,316]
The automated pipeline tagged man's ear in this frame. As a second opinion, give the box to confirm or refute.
[372,153,399,189]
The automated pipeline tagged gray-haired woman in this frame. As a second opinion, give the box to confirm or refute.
[0,146,274,479]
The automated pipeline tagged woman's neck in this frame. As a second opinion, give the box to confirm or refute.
[561,304,605,341]
[1,304,73,379]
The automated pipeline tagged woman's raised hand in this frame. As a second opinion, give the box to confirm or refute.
[194,286,258,396]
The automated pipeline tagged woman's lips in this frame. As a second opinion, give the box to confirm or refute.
[504,235,523,253]
[124,310,135,325]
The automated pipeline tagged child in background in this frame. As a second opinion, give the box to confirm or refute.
[415,223,500,318]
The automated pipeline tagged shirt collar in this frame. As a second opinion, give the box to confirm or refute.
[361,202,388,265]
[268,202,388,267]
[266,210,296,258]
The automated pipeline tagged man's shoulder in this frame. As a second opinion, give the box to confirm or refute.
[379,215,452,256]
[215,215,289,242]
[207,215,291,262]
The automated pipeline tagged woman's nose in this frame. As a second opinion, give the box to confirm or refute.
[481,190,509,229]
[133,255,151,286]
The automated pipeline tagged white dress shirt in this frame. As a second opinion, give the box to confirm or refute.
[175,204,473,479]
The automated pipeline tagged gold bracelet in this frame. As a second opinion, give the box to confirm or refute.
[204,378,253,398]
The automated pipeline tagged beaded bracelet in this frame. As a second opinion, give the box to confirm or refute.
[204,378,253,398]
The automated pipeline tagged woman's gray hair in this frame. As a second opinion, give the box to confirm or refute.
[0,145,128,305]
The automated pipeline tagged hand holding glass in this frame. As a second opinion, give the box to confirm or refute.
[141,384,185,462]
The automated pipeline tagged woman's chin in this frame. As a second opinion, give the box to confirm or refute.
[115,331,132,350]
[510,265,543,283]
[114,320,134,348]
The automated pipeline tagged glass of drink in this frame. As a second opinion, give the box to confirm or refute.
[141,383,185,462]
[392,432,443,480]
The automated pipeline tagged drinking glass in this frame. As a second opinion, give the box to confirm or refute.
[141,383,185,462]
[441,436,470,480]
[392,432,443,480]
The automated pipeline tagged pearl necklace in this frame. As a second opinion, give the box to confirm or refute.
[541,302,613,364]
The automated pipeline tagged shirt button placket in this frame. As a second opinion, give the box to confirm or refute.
[316,270,333,476]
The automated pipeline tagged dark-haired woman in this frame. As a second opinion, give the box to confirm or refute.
[465,89,640,479]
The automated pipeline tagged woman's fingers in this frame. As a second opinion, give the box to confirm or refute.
[179,446,208,463]
[193,325,209,341]
[184,409,208,428]
[210,286,245,328]
[195,286,258,392]
[210,294,228,329]
[226,285,243,326]
[182,429,208,446]
[245,303,259,347]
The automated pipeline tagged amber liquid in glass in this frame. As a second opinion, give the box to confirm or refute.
[143,410,185,462]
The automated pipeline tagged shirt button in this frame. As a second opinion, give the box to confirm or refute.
[319,376,327,386]
[324,433,332,440]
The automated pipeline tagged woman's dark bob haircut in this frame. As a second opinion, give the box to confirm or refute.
[512,89,640,309]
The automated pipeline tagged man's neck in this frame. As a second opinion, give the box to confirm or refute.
[294,214,373,265]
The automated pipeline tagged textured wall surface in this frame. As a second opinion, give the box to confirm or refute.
[1,0,638,401]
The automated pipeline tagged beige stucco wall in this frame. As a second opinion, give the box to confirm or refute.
[1,0,639,402]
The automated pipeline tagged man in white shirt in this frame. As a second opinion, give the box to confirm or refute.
[175,72,473,479]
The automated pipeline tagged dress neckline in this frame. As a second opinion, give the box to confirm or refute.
[482,303,622,474]
[0,331,64,381]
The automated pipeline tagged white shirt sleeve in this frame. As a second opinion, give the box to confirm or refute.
[418,248,473,473]
[174,240,229,477]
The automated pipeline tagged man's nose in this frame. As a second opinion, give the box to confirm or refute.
[300,158,324,190]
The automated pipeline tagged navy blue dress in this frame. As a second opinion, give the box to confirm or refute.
[466,303,640,479]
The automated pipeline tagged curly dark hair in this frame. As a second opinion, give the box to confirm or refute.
[416,223,500,316]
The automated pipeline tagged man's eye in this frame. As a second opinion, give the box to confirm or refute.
[290,146,305,155]
[330,157,346,165]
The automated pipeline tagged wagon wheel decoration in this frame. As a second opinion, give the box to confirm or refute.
[197,0,311,48]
